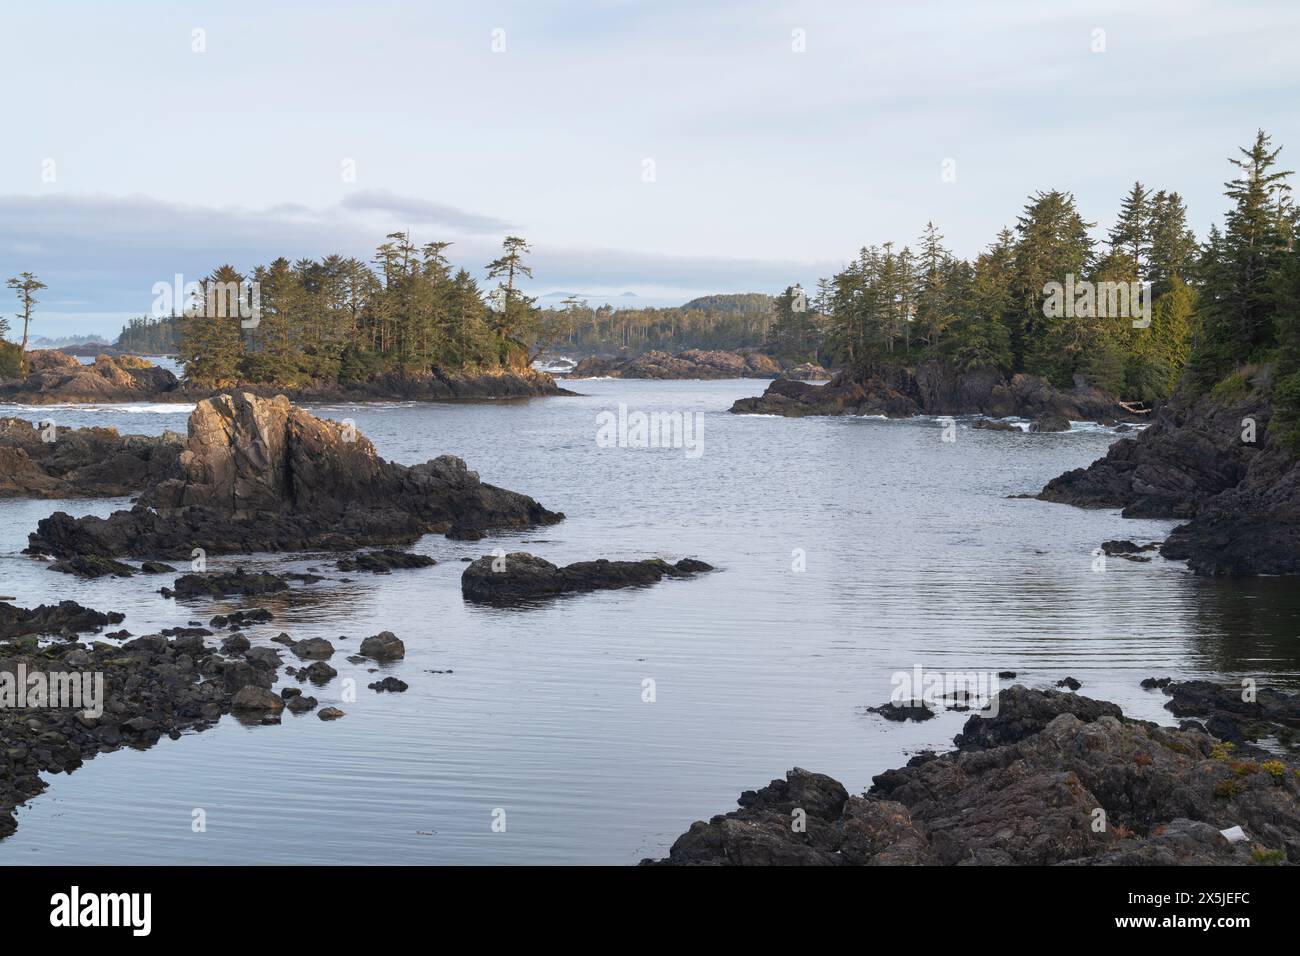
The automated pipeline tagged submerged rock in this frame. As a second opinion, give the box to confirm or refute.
[644,687,1300,865]
[160,568,291,599]
[47,555,137,578]
[26,392,562,561]
[335,549,437,573]
[1028,412,1071,433]
[461,552,713,603]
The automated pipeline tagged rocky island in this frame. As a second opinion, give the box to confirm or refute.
[0,350,567,405]
[24,392,562,561]
[730,359,1143,425]
[569,349,829,380]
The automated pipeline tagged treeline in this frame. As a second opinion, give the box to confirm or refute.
[540,293,775,355]
[117,315,181,354]
[770,132,1298,416]
[172,234,547,387]
[770,190,1200,401]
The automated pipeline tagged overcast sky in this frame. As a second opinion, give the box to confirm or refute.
[2,0,1297,337]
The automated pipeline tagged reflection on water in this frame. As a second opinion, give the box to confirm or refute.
[0,379,1293,864]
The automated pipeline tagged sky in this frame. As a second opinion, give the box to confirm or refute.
[1,0,1297,339]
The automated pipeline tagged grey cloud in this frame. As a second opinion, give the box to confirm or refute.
[0,193,831,321]
[339,190,513,234]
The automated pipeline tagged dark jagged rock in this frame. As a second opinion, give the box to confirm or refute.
[26,392,562,561]
[210,609,273,630]
[0,630,295,839]
[358,631,405,661]
[972,418,1022,432]
[290,638,334,660]
[47,555,136,578]
[0,601,125,641]
[460,552,714,603]
[1029,412,1071,433]
[231,686,284,713]
[1056,676,1082,691]
[368,676,409,693]
[951,685,1120,751]
[220,633,251,655]
[1039,370,1300,575]
[160,568,291,600]
[1141,676,1173,690]
[571,349,782,380]
[0,415,184,500]
[335,549,437,573]
[1161,680,1300,747]
[867,701,936,722]
[1100,539,1160,555]
[645,688,1300,866]
[297,661,338,684]
[730,359,1136,424]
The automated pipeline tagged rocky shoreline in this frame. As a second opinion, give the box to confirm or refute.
[568,349,830,381]
[730,359,1142,424]
[0,350,570,405]
[1038,367,1299,575]
[645,684,1300,865]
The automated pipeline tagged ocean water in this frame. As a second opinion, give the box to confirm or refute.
[2,378,1298,864]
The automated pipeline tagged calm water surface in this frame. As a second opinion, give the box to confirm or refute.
[2,378,1298,864]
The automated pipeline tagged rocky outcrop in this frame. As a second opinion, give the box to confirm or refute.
[0,352,181,404]
[571,349,783,379]
[1039,369,1300,575]
[0,352,567,404]
[645,686,1300,865]
[730,359,1137,424]
[25,392,562,560]
[0,417,183,499]
[0,601,124,642]
[460,552,713,603]
[0,630,294,838]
